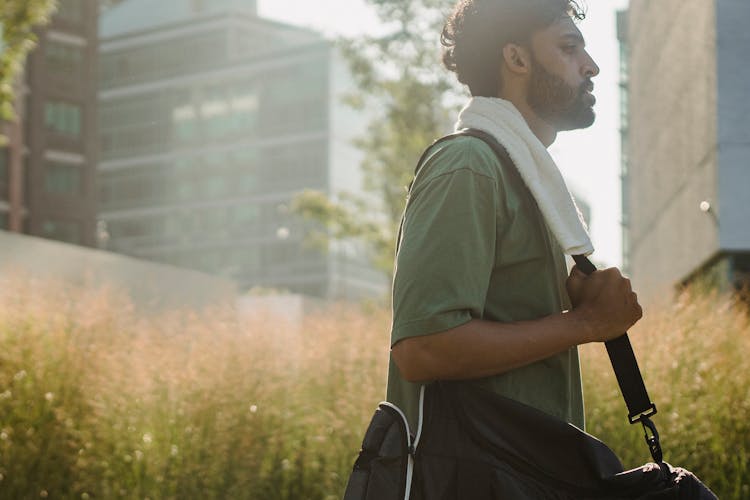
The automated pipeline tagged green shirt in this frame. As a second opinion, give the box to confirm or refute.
[386,135,584,432]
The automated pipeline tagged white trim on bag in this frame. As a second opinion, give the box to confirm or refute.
[378,401,414,500]
[379,385,426,500]
[413,385,426,450]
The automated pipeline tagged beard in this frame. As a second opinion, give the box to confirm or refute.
[527,54,596,131]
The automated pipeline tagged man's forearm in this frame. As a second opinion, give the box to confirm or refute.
[392,267,642,383]
[391,311,593,382]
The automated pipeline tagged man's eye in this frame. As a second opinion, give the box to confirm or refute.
[562,45,577,53]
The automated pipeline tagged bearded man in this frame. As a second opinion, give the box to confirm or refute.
[386,0,643,496]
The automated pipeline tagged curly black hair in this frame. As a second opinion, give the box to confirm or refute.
[441,0,585,97]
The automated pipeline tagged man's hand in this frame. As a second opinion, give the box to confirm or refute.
[566,266,643,343]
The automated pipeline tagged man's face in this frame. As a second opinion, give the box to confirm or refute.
[525,17,600,131]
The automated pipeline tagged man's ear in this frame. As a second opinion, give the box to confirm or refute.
[502,43,531,75]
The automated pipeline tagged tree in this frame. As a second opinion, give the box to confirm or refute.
[0,0,58,144]
[291,0,461,277]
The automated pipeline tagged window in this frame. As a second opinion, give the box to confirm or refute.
[41,219,81,244]
[201,86,230,140]
[100,94,164,130]
[107,219,142,239]
[99,32,226,88]
[202,176,226,198]
[237,171,257,194]
[619,44,629,83]
[172,101,198,143]
[233,147,259,193]
[99,94,174,158]
[56,0,85,23]
[260,141,326,190]
[45,42,84,76]
[233,204,259,224]
[44,162,81,195]
[0,148,8,201]
[176,177,195,200]
[107,217,164,240]
[228,204,259,237]
[229,85,259,136]
[45,101,82,137]
[196,207,229,236]
[0,147,7,179]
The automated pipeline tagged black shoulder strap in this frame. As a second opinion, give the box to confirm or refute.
[572,254,662,464]
[430,128,663,463]
[411,128,515,184]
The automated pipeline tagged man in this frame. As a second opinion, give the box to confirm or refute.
[386,0,642,489]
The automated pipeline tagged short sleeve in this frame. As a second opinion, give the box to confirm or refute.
[391,162,500,346]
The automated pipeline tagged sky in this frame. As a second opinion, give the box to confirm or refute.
[258,0,630,267]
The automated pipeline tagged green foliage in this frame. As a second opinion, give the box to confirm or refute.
[0,0,58,143]
[292,0,460,278]
[290,189,394,275]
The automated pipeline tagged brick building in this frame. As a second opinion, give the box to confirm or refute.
[0,0,99,246]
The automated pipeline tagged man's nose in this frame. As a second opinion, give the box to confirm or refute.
[583,51,600,78]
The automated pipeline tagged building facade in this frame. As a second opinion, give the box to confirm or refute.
[98,0,384,298]
[0,0,99,246]
[619,0,750,300]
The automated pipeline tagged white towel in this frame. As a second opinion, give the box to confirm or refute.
[455,96,594,256]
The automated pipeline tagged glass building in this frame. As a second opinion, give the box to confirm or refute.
[98,0,385,298]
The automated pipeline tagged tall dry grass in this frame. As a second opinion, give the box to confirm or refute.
[0,275,389,499]
[0,275,748,498]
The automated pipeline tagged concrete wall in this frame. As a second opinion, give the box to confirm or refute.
[626,0,719,300]
[0,230,236,310]
[716,0,750,251]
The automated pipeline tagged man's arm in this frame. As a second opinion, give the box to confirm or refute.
[392,266,642,383]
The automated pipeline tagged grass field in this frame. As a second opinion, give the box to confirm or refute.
[0,276,747,498]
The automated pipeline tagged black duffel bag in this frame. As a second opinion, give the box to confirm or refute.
[343,381,716,500]
[415,381,715,499]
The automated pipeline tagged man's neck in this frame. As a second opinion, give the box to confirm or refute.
[497,92,557,148]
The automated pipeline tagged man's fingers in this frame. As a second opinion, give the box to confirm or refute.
[569,265,586,277]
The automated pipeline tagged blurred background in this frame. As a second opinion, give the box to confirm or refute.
[1,0,749,498]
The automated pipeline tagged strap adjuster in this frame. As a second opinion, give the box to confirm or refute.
[628,402,658,425]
